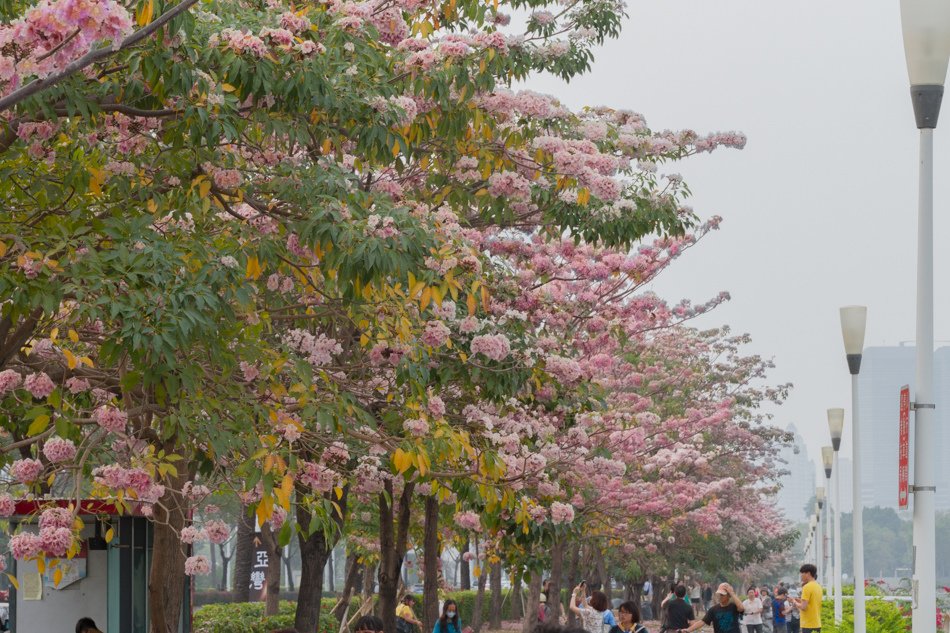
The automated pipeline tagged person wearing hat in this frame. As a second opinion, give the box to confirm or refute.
[678,582,744,633]
[539,591,549,623]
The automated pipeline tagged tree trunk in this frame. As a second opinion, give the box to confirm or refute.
[511,570,523,620]
[565,542,580,627]
[327,547,335,593]
[489,562,502,630]
[334,552,361,622]
[423,495,440,633]
[285,544,296,593]
[459,537,471,591]
[233,504,256,602]
[261,522,282,616]
[147,471,188,633]
[218,540,233,592]
[471,538,489,633]
[294,485,349,633]
[379,480,416,633]
[548,539,564,623]
[521,572,542,633]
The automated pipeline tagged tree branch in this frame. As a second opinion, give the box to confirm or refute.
[0,0,199,113]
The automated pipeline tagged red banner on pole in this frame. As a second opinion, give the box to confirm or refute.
[899,385,910,508]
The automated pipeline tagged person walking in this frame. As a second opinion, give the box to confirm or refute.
[771,589,789,633]
[690,583,702,615]
[396,595,423,633]
[758,587,773,633]
[433,599,463,633]
[571,584,617,633]
[608,601,649,633]
[788,565,821,633]
[662,585,694,633]
[702,583,713,613]
[741,588,763,633]
[642,579,655,621]
[679,583,744,633]
[785,589,800,633]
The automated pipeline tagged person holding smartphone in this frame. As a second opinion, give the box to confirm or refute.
[679,583,744,633]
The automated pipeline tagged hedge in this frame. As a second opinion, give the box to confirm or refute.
[816,597,910,633]
[194,590,520,633]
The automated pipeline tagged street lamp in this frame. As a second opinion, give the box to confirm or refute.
[809,515,818,566]
[839,307,867,633]
[827,411,844,624]
[817,487,827,588]
[900,5,950,633]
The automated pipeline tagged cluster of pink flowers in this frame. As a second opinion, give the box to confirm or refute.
[10,458,43,483]
[93,464,165,502]
[204,519,230,544]
[65,376,91,393]
[39,507,74,529]
[180,526,208,544]
[487,171,532,201]
[23,372,55,399]
[184,555,211,576]
[427,396,446,418]
[550,502,575,525]
[93,405,127,434]
[239,361,260,382]
[470,334,511,362]
[42,437,77,463]
[365,214,399,239]
[0,494,15,517]
[0,369,21,394]
[544,355,583,384]
[403,418,429,437]
[210,28,268,57]
[453,511,481,532]
[284,329,342,367]
[299,462,340,493]
[280,11,311,33]
[0,0,133,94]
[182,482,211,501]
[421,321,451,348]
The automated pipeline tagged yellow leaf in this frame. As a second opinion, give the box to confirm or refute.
[221,83,237,93]
[481,286,490,312]
[0,242,6,257]
[246,256,263,280]
[577,188,590,206]
[105,528,114,543]
[7,574,18,590]
[473,565,482,578]
[199,179,212,198]
[321,139,333,154]
[27,414,50,436]
[49,327,58,342]
[67,329,79,343]
[47,472,55,487]
[466,293,476,316]
[88,168,105,196]
[53,567,63,587]
[137,0,154,26]
[64,349,77,370]
[335,486,344,500]
[393,448,412,474]
[147,199,158,214]
[419,286,432,311]
[80,356,94,368]
[37,558,45,574]
[263,454,275,474]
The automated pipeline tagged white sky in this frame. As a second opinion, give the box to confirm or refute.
[522,0,950,479]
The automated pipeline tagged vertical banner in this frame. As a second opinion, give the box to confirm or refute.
[250,536,269,601]
[899,385,910,508]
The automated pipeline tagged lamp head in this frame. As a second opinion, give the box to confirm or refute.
[821,445,834,479]
[816,486,826,504]
[839,306,867,374]
[827,408,845,450]
[901,0,950,87]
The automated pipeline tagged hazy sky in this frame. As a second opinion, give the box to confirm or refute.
[522,0,950,478]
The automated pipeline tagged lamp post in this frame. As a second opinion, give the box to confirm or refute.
[817,487,827,588]
[900,4,950,632]
[809,515,818,566]
[826,415,843,623]
[839,307,867,633]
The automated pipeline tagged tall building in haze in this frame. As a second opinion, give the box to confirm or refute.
[778,423,817,522]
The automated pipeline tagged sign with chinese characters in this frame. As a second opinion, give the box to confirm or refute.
[250,537,268,601]
[899,385,910,509]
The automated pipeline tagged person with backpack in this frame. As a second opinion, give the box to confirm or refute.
[570,583,617,633]
[396,595,423,633]
[608,601,649,633]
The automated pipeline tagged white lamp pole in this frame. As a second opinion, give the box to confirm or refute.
[840,307,867,633]
[826,416,844,623]
[817,487,827,588]
[901,4,950,632]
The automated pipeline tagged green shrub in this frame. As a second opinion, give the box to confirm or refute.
[818,597,910,633]
[194,600,339,633]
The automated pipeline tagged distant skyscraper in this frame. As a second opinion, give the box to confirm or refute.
[857,345,950,511]
[778,423,817,522]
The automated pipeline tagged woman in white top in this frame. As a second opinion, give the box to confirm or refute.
[570,583,617,633]
[741,587,764,633]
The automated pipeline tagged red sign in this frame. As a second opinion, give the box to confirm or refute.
[899,385,910,508]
